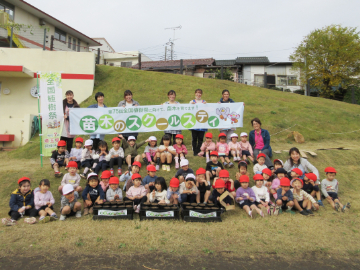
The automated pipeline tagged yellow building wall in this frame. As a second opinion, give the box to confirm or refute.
[0,48,95,147]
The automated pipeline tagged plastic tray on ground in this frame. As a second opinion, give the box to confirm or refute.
[139,204,180,221]
[92,204,134,220]
[180,204,223,222]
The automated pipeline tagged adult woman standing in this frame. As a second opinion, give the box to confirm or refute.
[218,89,235,142]
[88,92,107,150]
[162,90,181,143]
[283,147,319,179]
[117,90,140,141]
[249,118,273,169]
[60,90,80,153]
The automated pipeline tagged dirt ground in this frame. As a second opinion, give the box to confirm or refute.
[0,253,359,270]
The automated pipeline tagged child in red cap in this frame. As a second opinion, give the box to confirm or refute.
[100,170,111,192]
[142,165,158,197]
[51,140,69,178]
[59,161,82,195]
[195,168,211,204]
[210,179,232,208]
[173,134,188,169]
[303,173,324,207]
[216,133,234,168]
[205,151,224,183]
[213,169,235,197]
[321,167,350,212]
[109,137,124,176]
[253,153,268,174]
[106,177,123,201]
[291,178,317,216]
[2,177,37,226]
[274,177,294,215]
[125,173,147,213]
[290,168,303,180]
[198,132,216,162]
[167,178,181,204]
[69,137,84,169]
[122,161,142,192]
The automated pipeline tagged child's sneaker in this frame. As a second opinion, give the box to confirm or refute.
[89,168,94,173]
[2,218,16,226]
[250,210,258,219]
[268,207,272,216]
[318,200,324,207]
[273,206,280,216]
[285,209,295,215]
[167,165,171,172]
[346,202,351,209]
[341,206,347,213]
[60,215,66,221]
[75,211,82,218]
[39,216,51,223]
[110,169,114,176]
[135,205,141,213]
[83,207,89,216]
[175,163,179,169]
[260,211,265,218]
[50,214,58,221]
[228,162,234,168]
[279,208,283,214]
[306,209,314,216]
[24,217,37,224]
[300,210,309,216]
[54,172,63,178]
[156,165,159,171]
[162,165,167,171]
[89,207,94,214]
[335,202,340,212]
[118,169,122,176]
[80,173,87,179]
[133,205,137,211]
[223,162,228,168]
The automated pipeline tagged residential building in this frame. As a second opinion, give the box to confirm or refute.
[104,51,152,67]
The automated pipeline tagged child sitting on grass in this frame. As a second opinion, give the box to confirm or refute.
[236,175,264,218]
[51,140,69,178]
[274,178,294,215]
[149,177,170,204]
[198,132,216,162]
[82,173,105,215]
[173,134,188,169]
[68,137,83,169]
[239,132,254,163]
[119,134,147,171]
[252,174,271,215]
[205,151,224,184]
[125,173,147,213]
[290,168,303,180]
[80,139,95,179]
[35,179,58,223]
[262,168,273,192]
[303,173,324,207]
[180,174,198,203]
[271,168,287,200]
[167,178,181,205]
[158,134,176,172]
[211,179,233,208]
[58,161,82,195]
[291,178,317,216]
[228,133,241,161]
[109,137,124,176]
[142,136,158,168]
[122,161,142,191]
[213,169,235,197]
[321,167,350,212]
[235,160,249,189]
[99,170,111,192]
[2,177,37,226]
[216,133,234,168]
[253,153,267,174]
[175,159,194,183]
[142,165,158,197]
[195,168,211,204]
[60,184,82,221]
[106,177,123,202]
[93,140,110,175]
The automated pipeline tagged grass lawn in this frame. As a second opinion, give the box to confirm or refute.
[1,66,360,261]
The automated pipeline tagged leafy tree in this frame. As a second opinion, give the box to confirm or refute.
[214,67,234,81]
[290,25,360,98]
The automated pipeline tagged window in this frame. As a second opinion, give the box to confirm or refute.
[68,36,71,49]
[288,76,297,86]
[121,62,132,68]
[72,38,76,51]
[277,75,287,86]
[109,63,114,66]
[0,2,14,20]
[77,40,80,52]
[54,28,66,42]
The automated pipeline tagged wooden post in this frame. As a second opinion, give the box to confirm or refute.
[180,59,183,75]
[138,53,141,70]
[97,48,100,64]
[50,35,54,51]
[264,72,267,88]
[43,28,46,50]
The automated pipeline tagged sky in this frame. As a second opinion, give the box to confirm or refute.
[27,0,360,62]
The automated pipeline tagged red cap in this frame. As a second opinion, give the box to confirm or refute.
[132,161,142,168]
[57,140,66,147]
[131,173,142,180]
[218,133,226,138]
[253,174,264,181]
[219,169,229,178]
[196,168,206,175]
[324,167,337,173]
[101,170,112,179]
[169,178,180,187]
[256,153,266,159]
[112,137,121,143]
[262,168,272,176]
[210,151,218,157]
[147,165,156,172]
[214,179,226,188]
[291,168,303,176]
[304,173,317,181]
[75,137,84,143]
[239,175,250,183]
[280,177,291,187]
[66,161,78,168]
[109,177,119,185]
[205,132,213,138]
[175,134,184,140]
[291,178,303,186]
[18,177,30,185]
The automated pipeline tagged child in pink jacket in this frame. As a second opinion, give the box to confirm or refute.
[198,132,216,163]
[271,168,287,199]
[34,179,58,223]
[228,133,241,161]
[216,133,234,168]
[125,173,147,213]
[173,134,188,169]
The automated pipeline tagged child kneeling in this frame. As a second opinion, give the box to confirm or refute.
[60,184,82,221]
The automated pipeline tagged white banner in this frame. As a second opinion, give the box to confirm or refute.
[39,72,63,156]
[189,210,217,218]
[69,103,244,135]
[98,209,127,216]
[145,211,174,217]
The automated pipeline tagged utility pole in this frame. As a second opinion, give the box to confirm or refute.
[43,28,46,50]
[180,59,183,74]
[50,35,54,51]
[165,25,181,61]
[97,48,100,64]
[138,53,141,70]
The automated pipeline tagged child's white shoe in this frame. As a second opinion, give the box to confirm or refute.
[135,205,140,213]
[75,211,82,218]
[60,215,66,221]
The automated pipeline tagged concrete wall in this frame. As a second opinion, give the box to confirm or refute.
[0,48,95,147]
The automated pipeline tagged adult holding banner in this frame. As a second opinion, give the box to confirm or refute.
[117,90,140,141]
[60,90,80,153]
[163,90,182,143]
[88,92,107,150]
[249,118,274,169]
[218,89,235,143]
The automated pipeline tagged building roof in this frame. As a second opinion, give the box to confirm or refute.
[8,0,101,46]
[92,37,116,52]
[132,58,214,69]
[235,56,270,64]
[214,59,236,66]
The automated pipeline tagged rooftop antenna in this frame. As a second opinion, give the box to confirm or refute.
[165,25,182,60]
